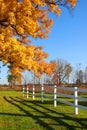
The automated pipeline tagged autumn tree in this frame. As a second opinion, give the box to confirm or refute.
[52,59,72,84]
[75,69,84,86]
[7,74,15,87]
[84,67,87,84]
[0,0,77,83]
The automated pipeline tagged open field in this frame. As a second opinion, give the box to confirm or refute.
[0,90,87,130]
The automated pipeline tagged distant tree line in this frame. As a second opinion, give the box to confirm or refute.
[1,58,86,87]
[22,59,87,87]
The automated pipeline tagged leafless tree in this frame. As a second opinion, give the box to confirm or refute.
[52,59,72,84]
[84,67,87,83]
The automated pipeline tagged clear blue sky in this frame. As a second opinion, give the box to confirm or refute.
[0,0,87,84]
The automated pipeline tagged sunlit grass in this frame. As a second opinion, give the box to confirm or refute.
[0,90,87,130]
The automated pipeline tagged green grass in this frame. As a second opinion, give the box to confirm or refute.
[0,90,87,130]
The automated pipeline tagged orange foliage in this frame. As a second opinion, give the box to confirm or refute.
[0,0,77,83]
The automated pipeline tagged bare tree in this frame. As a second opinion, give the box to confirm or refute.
[74,63,83,86]
[52,59,72,84]
[84,67,87,83]
[75,70,84,85]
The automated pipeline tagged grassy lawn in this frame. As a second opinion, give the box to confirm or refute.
[0,90,87,130]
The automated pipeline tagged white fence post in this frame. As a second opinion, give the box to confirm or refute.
[27,86,29,98]
[23,86,25,97]
[74,87,78,115]
[54,85,57,107]
[33,85,35,100]
[41,84,44,103]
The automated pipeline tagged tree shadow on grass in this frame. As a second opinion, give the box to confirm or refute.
[2,96,87,130]
[78,101,87,107]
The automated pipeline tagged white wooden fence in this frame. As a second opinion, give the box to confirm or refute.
[22,84,87,115]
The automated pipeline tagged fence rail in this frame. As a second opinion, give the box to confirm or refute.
[22,84,87,115]
[78,88,87,92]
[58,93,74,98]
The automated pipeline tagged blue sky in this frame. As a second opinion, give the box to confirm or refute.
[0,0,87,84]
[33,0,87,67]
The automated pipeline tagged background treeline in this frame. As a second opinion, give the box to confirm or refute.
[0,58,87,88]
